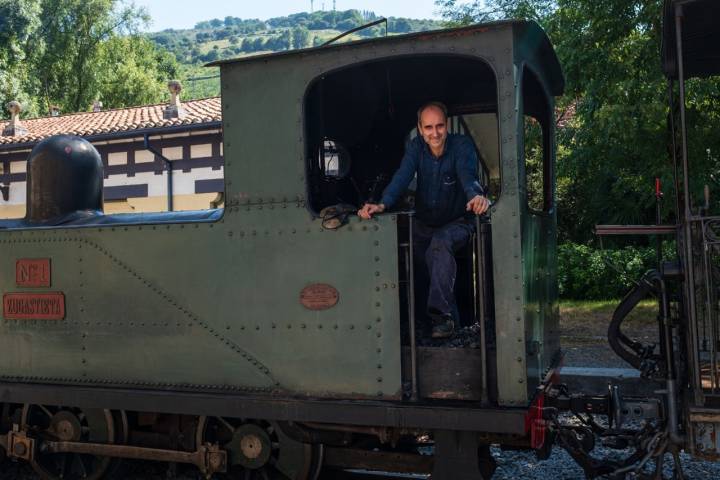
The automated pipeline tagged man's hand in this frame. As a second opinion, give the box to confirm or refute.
[466,195,490,215]
[358,203,385,220]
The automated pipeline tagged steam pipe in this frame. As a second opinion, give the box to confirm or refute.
[322,18,387,46]
[608,276,654,371]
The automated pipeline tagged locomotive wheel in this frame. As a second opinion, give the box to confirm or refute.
[21,404,116,480]
[197,416,323,480]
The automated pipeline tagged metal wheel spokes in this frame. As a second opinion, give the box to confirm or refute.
[197,417,322,480]
[21,405,116,480]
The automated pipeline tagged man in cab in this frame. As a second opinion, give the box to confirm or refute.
[358,101,489,338]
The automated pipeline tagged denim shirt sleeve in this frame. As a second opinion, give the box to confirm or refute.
[380,138,420,208]
[455,136,486,201]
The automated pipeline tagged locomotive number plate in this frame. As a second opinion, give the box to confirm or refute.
[300,284,339,311]
[3,292,65,320]
[16,258,51,287]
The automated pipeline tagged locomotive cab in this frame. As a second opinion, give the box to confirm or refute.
[297,35,562,403]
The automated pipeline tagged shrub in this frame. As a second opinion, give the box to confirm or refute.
[557,242,673,299]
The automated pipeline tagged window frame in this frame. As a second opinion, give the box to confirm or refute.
[520,64,554,215]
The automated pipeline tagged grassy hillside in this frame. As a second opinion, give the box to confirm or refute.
[147,9,444,99]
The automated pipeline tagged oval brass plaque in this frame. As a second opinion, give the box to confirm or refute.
[300,284,339,311]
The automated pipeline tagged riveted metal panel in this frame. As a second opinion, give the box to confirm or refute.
[492,23,563,406]
[488,31,529,407]
[514,24,562,400]
[0,213,401,398]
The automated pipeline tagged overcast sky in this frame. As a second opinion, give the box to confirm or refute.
[134,0,443,31]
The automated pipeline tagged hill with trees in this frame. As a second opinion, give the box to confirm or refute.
[0,5,441,118]
[148,10,442,65]
[144,9,442,99]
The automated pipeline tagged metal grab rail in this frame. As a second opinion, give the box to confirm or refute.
[394,211,419,402]
[475,215,489,404]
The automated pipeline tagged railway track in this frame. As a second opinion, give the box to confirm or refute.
[3,447,719,479]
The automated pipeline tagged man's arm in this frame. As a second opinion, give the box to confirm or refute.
[455,136,490,215]
[358,138,420,219]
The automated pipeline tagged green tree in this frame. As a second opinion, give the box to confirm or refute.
[10,0,182,115]
[436,0,554,25]
[291,26,311,49]
[436,0,720,243]
[23,0,149,113]
[96,36,178,109]
[0,0,40,117]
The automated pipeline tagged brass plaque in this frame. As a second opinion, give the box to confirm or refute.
[300,284,339,311]
[3,292,66,320]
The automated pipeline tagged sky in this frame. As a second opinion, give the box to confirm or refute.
[134,0,443,31]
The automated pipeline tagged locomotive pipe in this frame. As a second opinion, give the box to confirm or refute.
[675,1,704,405]
[608,269,683,444]
[656,271,683,444]
[408,213,419,402]
[143,134,174,212]
[667,79,682,224]
[608,275,655,371]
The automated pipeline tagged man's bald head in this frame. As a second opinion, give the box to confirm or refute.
[417,101,449,157]
[417,101,448,124]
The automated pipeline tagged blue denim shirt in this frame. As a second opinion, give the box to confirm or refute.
[380,134,485,227]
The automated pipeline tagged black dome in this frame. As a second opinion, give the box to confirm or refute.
[25,135,104,223]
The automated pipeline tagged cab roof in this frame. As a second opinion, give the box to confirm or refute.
[208,20,564,95]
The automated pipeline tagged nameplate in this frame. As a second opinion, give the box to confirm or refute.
[16,259,51,287]
[3,292,66,320]
[300,284,339,311]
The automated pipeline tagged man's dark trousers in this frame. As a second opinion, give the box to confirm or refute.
[413,218,474,323]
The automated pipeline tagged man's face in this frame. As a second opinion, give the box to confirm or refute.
[418,106,448,153]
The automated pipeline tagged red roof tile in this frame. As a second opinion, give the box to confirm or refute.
[0,97,221,146]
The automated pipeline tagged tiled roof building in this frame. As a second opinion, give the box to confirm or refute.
[0,97,221,146]
[0,89,224,219]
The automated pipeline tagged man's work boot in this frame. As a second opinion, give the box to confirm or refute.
[431,314,455,339]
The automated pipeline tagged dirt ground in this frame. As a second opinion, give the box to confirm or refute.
[560,299,659,368]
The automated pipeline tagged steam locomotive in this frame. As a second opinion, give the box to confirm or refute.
[0,0,718,478]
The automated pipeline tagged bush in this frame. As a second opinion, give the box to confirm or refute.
[557,242,674,300]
